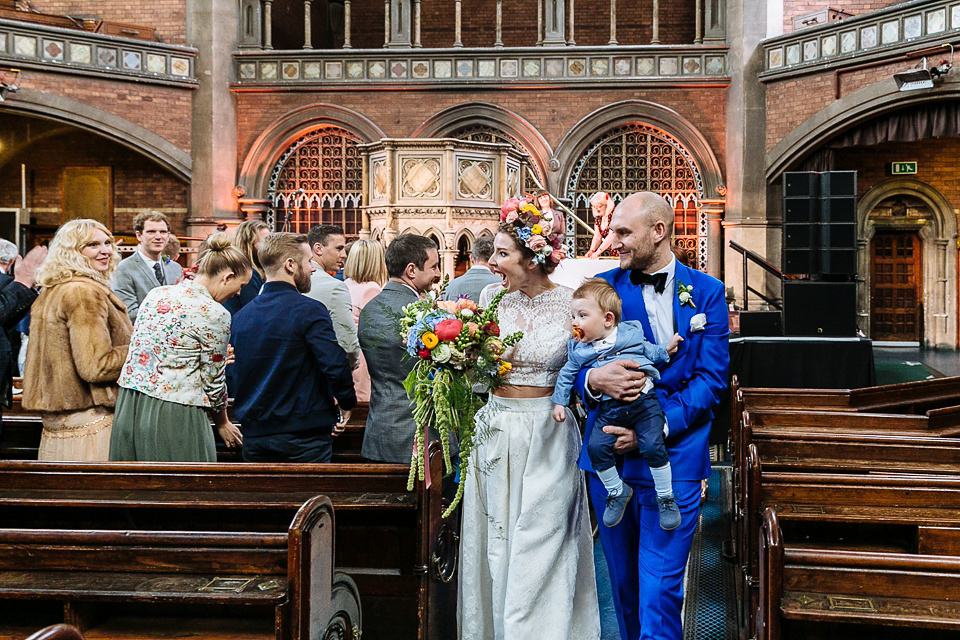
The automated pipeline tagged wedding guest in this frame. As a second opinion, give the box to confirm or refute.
[111,211,183,322]
[343,238,387,404]
[109,234,249,462]
[0,239,18,274]
[442,236,500,304]
[231,233,356,463]
[585,191,617,258]
[459,203,599,639]
[0,245,46,428]
[359,234,451,463]
[162,234,181,265]
[535,189,565,243]
[22,219,132,461]
[305,225,359,369]
[223,219,270,316]
[576,192,729,640]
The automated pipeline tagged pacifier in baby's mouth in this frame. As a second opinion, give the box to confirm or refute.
[572,326,585,342]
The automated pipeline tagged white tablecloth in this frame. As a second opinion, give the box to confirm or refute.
[549,258,620,290]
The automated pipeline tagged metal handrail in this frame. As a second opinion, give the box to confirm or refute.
[525,168,593,236]
[729,241,783,310]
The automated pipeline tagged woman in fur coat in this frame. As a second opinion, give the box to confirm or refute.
[23,219,132,461]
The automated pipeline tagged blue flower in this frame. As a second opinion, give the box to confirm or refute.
[517,227,532,241]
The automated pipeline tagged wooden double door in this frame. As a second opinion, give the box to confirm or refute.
[870,230,922,341]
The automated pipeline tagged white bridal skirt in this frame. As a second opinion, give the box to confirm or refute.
[458,394,601,640]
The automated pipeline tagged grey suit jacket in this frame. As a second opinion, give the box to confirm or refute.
[304,264,360,369]
[358,281,458,463]
[110,251,184,323]
[443,266,502,305]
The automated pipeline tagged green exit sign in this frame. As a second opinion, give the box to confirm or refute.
[891,161,918,175]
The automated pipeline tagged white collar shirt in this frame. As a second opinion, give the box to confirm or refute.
[138,249,165,284]
[591,326,619,355]
[641,256,677,345]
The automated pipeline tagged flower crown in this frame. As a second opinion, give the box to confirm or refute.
[499,197,567,265]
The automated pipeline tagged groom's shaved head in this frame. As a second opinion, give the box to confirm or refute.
[616,192,674,237]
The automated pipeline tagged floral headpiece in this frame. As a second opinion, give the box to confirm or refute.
[499,196,567,266]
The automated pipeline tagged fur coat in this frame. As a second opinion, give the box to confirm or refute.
[23,276,133,412]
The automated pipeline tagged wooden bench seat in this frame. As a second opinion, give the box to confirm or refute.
[759,507,960,639]
[0,496,360,640]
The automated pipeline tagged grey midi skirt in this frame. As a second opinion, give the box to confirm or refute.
[109,387,216,462]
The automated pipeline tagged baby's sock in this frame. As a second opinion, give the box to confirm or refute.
[597,467,625,497]
[650,462,674,499]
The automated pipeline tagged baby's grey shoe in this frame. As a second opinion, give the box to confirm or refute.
[603,484,634,527]
[658,495,681,530]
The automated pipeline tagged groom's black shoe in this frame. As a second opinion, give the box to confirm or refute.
[603,484,633,527]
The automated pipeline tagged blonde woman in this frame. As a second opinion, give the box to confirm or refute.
[223,219,271,316]
[343,239,386,403]
[22,219,133,461]
[110,234,251,462]
[585,191,617,258]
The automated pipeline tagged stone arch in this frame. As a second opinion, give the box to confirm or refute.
[553,100,724,198]
[238,103,385,198]
[413,102,552,186]
[766,75,960,181]
[2,88,191,182]
[453,227,476,248]
[856,178,957,348]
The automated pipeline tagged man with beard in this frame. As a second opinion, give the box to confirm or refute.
[231,233,356,463]
[572,192,729,640]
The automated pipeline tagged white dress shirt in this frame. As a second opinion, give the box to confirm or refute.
[642,256,677,345]
[138,249,165,284]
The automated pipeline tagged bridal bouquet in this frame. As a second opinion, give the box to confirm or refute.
[400,280,521,516]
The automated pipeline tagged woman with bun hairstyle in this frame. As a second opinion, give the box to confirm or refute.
[23,219,132,461]
[223,219,270,316]
[109,233,251,462]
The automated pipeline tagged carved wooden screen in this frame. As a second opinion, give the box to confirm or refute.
[451,125,541,194]
[567,123,705,268]
[268,126,364,237]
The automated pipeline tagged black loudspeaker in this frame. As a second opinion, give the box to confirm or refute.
[782,281,857,337]
[783,172,821,275]
[739,311,783,337]
[782,171,858,277]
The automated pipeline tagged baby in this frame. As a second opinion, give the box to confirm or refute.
[552,278,681,529]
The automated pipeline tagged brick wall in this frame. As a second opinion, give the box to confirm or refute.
[784,0,909,33]
[23,70,193,153]
[0,128,189,235]
[236,85,726,182]
[27,0,187,45]
[353,0,698,49]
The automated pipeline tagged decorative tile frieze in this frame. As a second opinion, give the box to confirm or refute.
[233,46,730,86]
[761,0,960,78]
[1,17,195,85]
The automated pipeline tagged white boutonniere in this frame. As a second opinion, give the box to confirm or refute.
[677,281,696,308]
[690,313,707,332]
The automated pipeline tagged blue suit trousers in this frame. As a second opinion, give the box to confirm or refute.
[590,475,701,640]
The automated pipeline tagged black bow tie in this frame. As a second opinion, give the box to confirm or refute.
[630,270,667,294]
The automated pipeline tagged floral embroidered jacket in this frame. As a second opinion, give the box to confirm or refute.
[118,279,230,410]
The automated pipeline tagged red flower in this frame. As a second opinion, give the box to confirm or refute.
[157,303,172,314]
[434,318,464,342]
[212,353,223,363]
[483,321,500,337]
[138,352,149,365]
[418,347,431,359]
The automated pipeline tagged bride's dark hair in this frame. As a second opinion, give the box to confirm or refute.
[497,223,560,275]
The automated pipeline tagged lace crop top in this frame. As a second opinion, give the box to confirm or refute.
[480,284,573,388]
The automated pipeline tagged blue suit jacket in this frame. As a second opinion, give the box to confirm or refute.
[576,262,729,483]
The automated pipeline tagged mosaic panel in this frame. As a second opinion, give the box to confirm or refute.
[682,57,701,74]
[568,58,585,76]
[659,57,678,75]
[171,57,190,76]
[954,5,960,29]
[705,56,724,74]
[768,48,783,69]
[0,34,5,52]
[903,14,922,38]
[305,61,322,78]
[637,57,655,75]
[389,60,406,78]
[147,53,166,73]
[70,42,91,64]
[861,25,877,48]
[821,35,837,57]
[840,30,857,53]
[346,61,364,78]
[122,50,142,70]
[282,61,299,79]
[500,59,518,78]
[803,40,818,61]
[14,35,37,57]
[434,60,451,78]
[368,60,386,78]
[522,59,541,76]
[239,62,257,79]
[456,59,473,78]
[545,58,564,76]
[927,8,946,33]
[412,60,430,78]
[98,47,117,67]
[880,20,899,44]
[259,61,278,79]
[614,57,631,75]
[590,58,608,76]
[42,39,64,61]
[785,43,800,65]
[478,59,496,77]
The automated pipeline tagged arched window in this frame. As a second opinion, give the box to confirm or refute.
[566,123,706,269]
[451,124,542,194]
[268,126,364,236]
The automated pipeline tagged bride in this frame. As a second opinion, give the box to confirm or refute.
[458,203,600,639]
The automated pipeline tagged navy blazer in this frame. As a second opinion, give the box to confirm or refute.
[577,262,730,483]
[231,281,356,437]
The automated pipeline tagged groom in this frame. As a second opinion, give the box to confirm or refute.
[575,192,729,640]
